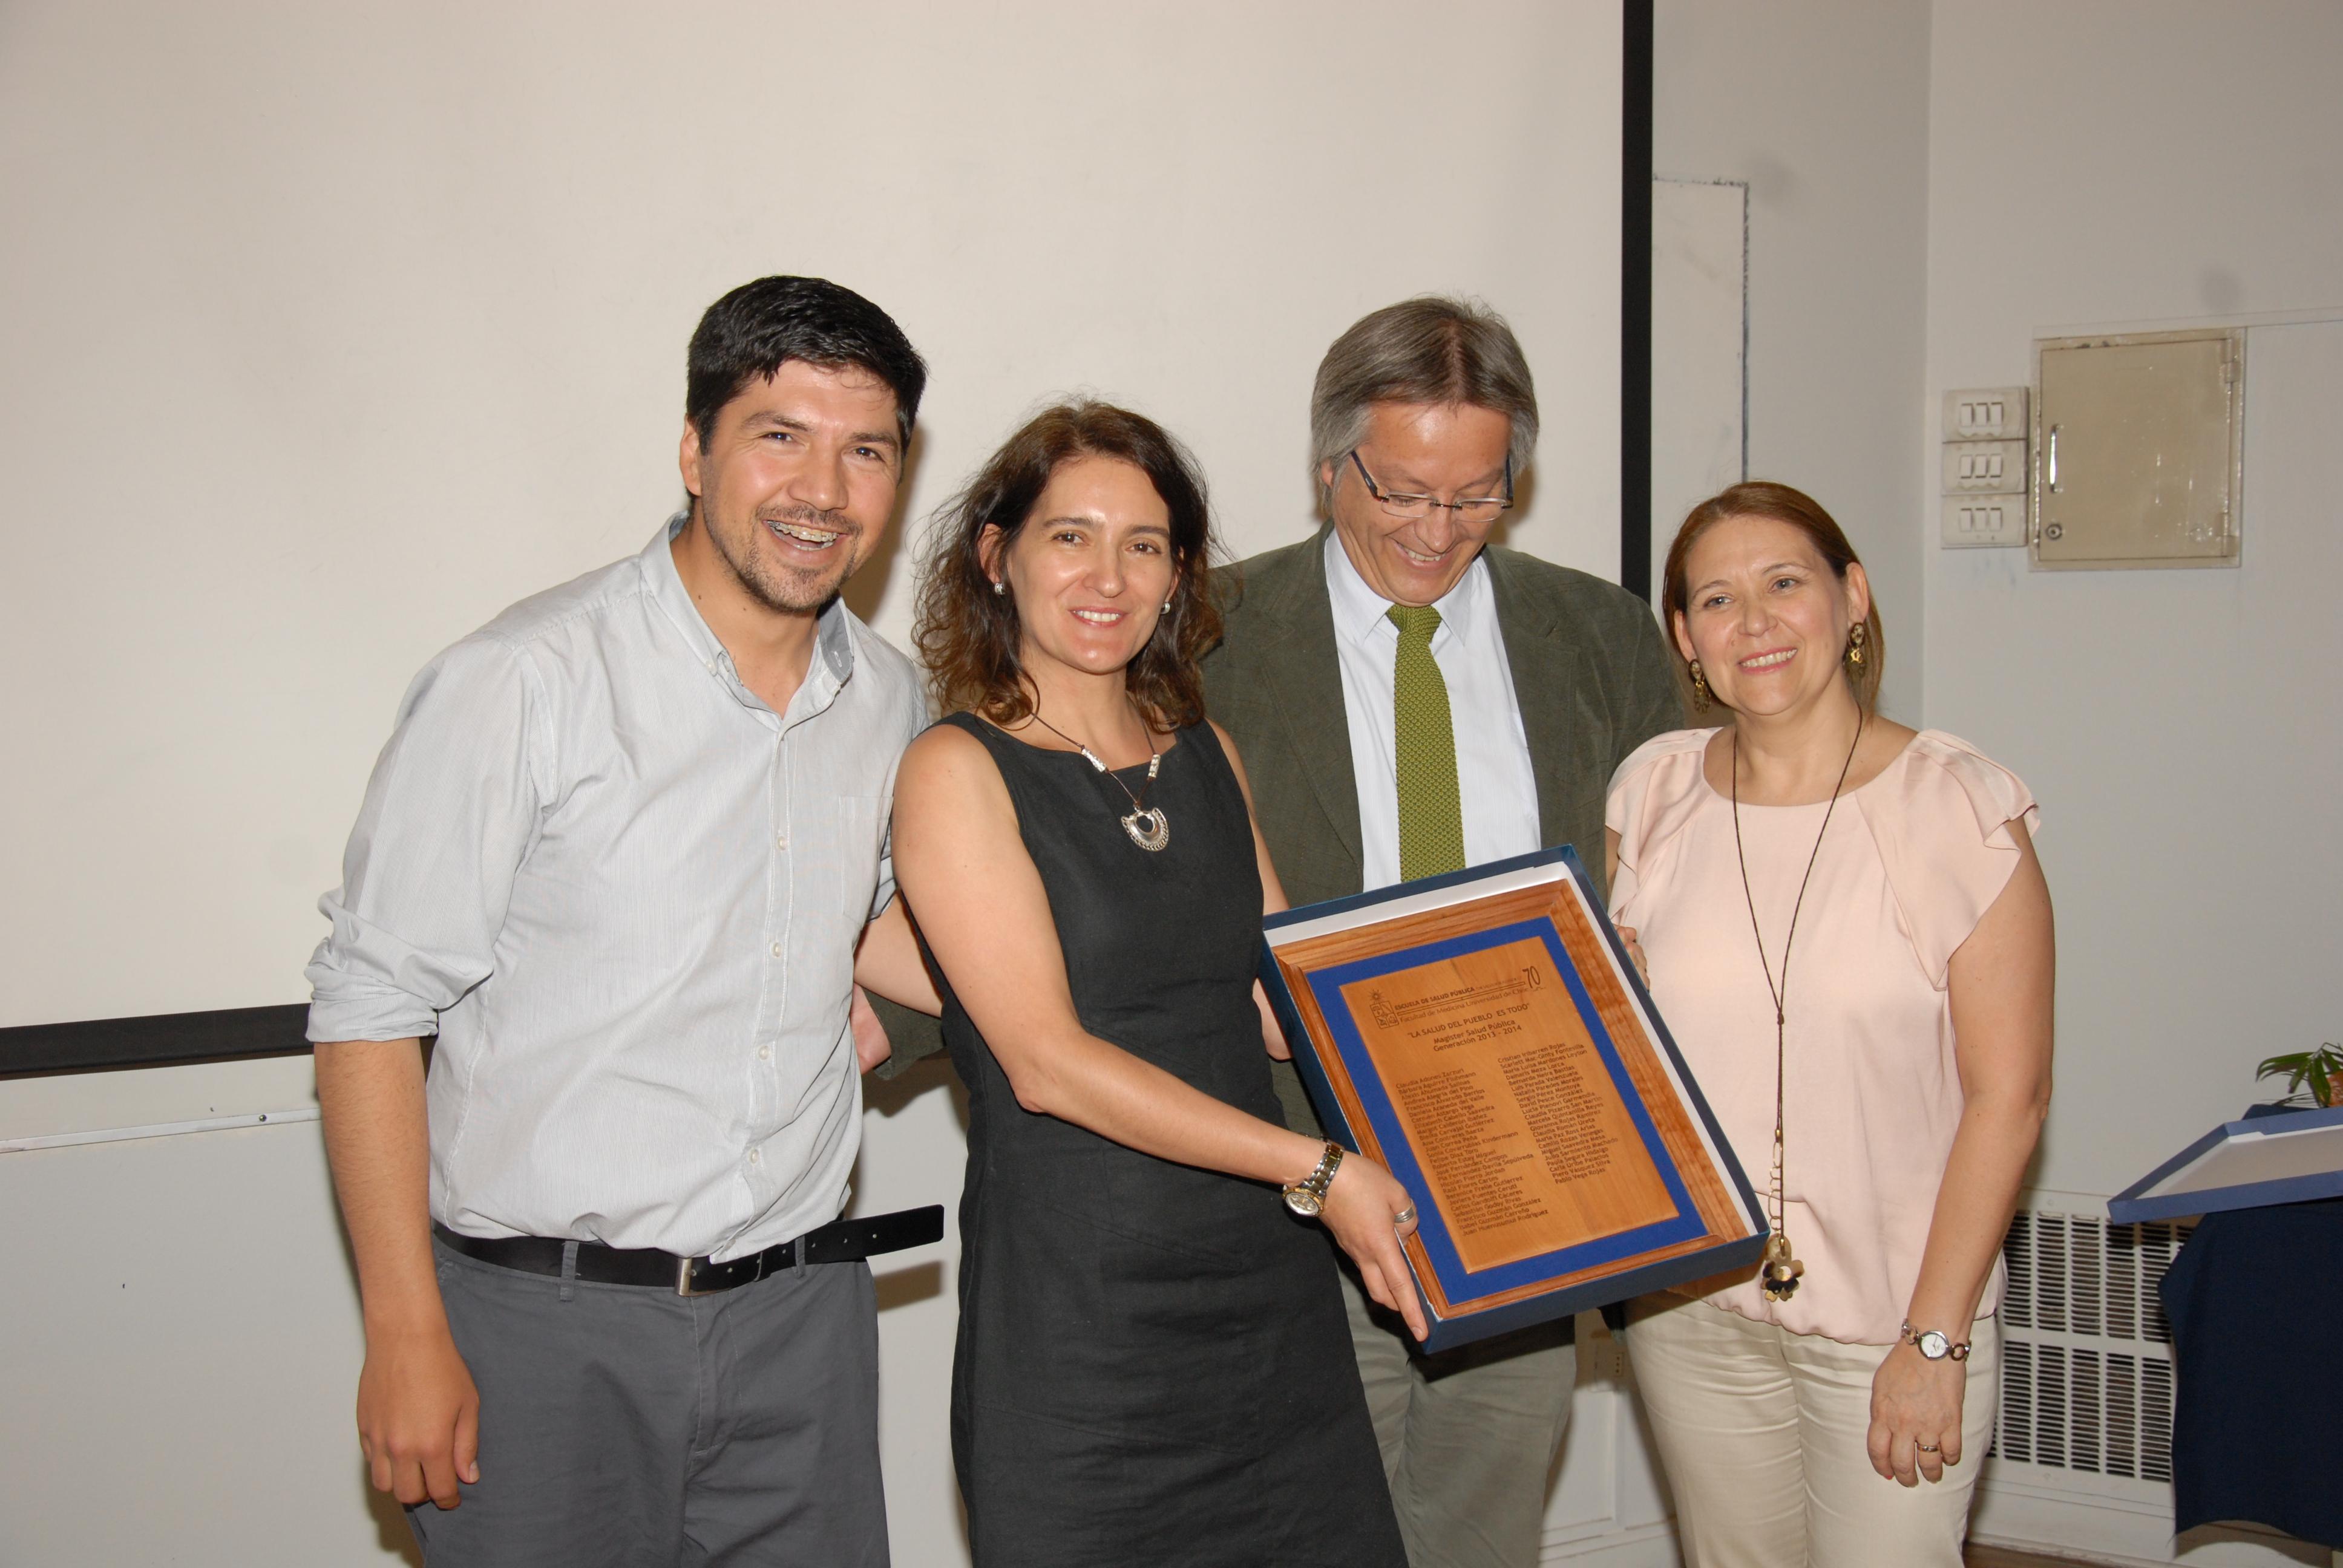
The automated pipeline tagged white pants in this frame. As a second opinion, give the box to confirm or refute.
[1339,1266,1577,1568]
[1625,1295,1999,1568]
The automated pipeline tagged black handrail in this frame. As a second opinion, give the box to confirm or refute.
[0,1004,313,1077]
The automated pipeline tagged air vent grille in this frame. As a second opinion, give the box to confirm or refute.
[1993,1208,2191,1484]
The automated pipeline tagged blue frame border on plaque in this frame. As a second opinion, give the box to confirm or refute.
[1306,918,1706,1306]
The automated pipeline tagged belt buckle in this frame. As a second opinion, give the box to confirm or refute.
[676,1254,757,1297]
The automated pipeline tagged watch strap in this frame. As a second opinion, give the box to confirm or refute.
[1283,1142,1344,1215]
[1899,1319,1973,1361]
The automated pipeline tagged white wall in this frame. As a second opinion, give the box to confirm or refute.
[1654,0,1933,720]
[1924,11,2343,1563]
[1649,176,1749,568]
[0,4,1627,1564]
[1651,6,2342,1564]
[1653,0,2343,1204]
[1922,0,2343,1202]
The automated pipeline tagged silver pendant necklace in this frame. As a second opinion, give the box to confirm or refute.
[1730,711,1864,1303]
[1027,704,1170,852]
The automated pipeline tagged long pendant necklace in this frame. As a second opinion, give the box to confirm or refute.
[1028,702,1171,852]
[1730,711,1864,1303]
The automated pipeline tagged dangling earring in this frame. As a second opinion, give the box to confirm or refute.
[991,580,1004,596]
[1846,621,1867,668]
[1689,661,1711,713]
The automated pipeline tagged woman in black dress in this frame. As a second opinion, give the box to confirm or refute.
[894,402,1416,1566]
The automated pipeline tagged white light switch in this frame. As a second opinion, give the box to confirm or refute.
[1943,440,2027,494]
[1940,495,2025,549]
[1942,386,2028,440]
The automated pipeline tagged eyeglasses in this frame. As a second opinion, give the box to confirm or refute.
[1346,451,1513,526]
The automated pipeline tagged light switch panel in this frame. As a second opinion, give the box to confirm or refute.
[1943,440,2027,494]
[1943,386,2028,441]
[1941,495,2027,549]
[1938,387,2030,549]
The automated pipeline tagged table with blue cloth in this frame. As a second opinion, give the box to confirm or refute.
[2157,1106,2343,1554]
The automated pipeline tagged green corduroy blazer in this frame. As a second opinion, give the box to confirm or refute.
[1199,527,1686,1136]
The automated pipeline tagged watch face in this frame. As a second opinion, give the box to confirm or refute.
[1918,1330,1951,1360]
[1285,1189,1323,1218]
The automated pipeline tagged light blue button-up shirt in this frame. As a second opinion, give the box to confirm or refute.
[306,515,927,1259]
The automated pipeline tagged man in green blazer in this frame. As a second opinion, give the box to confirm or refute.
[1201,297,1682,1568]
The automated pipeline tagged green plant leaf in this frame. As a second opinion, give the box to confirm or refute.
[2250,1046,2341,1105]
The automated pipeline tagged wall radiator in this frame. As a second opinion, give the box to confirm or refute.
[1991,1202,2193,1482]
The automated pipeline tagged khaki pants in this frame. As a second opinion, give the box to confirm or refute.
[1339,1267,1577,1568]
[1625,1295,1999,1568]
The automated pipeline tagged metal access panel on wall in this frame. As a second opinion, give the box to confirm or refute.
[2031,328,2245,570]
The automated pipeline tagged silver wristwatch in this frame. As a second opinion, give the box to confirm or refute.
[1283,1142,1345,1218]
[1899,1320,1973,1362]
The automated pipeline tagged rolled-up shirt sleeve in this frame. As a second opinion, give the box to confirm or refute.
[306,633,547,1042]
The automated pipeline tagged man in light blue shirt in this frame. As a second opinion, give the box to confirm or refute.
[307,276,942,1566]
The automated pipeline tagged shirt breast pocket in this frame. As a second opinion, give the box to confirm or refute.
[827,794,888,921]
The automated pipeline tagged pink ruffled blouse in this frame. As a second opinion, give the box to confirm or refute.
[1606,728,2039,1345]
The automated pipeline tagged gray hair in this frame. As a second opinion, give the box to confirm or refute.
[1308,296,1539,492]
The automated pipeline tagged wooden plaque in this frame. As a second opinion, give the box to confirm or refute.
[1259,847,1766,1351]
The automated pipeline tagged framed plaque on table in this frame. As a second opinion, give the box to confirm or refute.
[2108,1103,2343,1223]
[1258,846,1766,1353]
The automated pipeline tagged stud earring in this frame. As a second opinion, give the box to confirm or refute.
[1846,621,1867,668]
[1162,599,1173,615]
[991,580,1004,596]
[1689,660,1711,713]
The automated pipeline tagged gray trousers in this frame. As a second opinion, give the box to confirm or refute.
[1340,1267,1577,1568]
[409,1236,888,1568]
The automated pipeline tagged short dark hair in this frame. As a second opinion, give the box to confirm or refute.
[686,276,927,451]
[914,400,1223,731]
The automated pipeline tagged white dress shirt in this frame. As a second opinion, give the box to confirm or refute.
[306,515,928,1260]
[1323,531,1542,891]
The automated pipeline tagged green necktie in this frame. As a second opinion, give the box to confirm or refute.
[1388,604,1466,880]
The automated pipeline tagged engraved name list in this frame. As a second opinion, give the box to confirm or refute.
[1342,937,1677,1273]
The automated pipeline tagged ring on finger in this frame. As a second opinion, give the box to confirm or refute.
[1916,1442,1941,1454]
[1392,1205,1417,1227]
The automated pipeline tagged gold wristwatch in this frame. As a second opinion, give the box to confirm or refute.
[1899,1320,1973,1362]
[1283,1142,1345,1218]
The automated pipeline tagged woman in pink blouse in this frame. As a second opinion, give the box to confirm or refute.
[1609,482,2054,1568]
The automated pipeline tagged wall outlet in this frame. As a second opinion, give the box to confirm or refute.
[1941,494,2027,548]
[1944,385,2028,440]
[1943,439,2027,494]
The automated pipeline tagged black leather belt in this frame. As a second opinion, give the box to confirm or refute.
[433,1205,945,1297]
